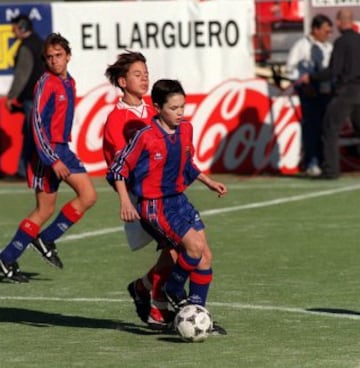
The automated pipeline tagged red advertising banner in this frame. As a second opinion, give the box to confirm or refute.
[0,78,302,176]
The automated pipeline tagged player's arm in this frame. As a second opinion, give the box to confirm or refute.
[182,121,202,185]
[32,76,61,167]
[197,173,228,198]
[103,115,127,167]
[114,179,140,222]
[110,130,146,220]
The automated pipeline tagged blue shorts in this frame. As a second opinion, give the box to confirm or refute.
[27,143,86,193]
[138,193,205,247]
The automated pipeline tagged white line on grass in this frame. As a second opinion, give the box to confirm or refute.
[58,227,122,242]
[0,296,359,321]
[58,183,360,242]
[201,183,360,216]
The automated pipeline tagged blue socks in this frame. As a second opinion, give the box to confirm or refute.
[0,219,39,263]
[40,202,83,243]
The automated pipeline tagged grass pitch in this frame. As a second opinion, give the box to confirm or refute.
[1,174,360,368]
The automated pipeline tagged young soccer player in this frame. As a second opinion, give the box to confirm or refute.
[103,51,177,329]
[0,33,97,282]
[109,79,228,334]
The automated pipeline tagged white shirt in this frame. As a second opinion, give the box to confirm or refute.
[286,35,333,81]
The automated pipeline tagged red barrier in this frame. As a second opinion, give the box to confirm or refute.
[0,97,24,176]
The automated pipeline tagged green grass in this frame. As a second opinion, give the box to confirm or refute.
[1,174,360,367]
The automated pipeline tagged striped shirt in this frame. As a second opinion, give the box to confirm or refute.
[32,71,75,166]
[110,118,200,199]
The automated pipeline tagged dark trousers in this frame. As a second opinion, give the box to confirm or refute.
[299,92,331,169]
[17,99,33,178]
[322,85,360,177]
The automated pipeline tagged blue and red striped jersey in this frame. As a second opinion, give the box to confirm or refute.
[111,118,201,198]
[32,71,75,166]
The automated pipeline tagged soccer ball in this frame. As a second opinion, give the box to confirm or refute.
[174,304,213,342]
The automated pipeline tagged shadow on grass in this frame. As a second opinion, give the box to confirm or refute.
[0,271,51,283]
[157,336,188,343]
[306,307,360,317]
[0,307,165,335]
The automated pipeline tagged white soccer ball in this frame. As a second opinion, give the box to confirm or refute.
[174,304,213,342]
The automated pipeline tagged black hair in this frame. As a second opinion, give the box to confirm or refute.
[151,79,186,108]
[11,14,33,32]
[311,14,333,30]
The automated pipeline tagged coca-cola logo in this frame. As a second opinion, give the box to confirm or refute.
[72,79,302,175]
[191,79,301,174]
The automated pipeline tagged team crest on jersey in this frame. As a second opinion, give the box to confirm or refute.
[154,152,163,160]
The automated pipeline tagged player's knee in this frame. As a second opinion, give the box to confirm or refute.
[82,189,97,210]
[191,238,206,258]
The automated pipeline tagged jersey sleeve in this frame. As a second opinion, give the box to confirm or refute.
[182,122,201,185]
[32,75,60,166]
[103,111,127,167]
[108,128,147,182]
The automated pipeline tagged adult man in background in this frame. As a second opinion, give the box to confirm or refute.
[5,14,45,179]
[286,14,333,177]
[302,9,360,179]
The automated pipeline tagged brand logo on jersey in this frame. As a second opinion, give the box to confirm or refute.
[58,94,66,102]
[154,152,163,160]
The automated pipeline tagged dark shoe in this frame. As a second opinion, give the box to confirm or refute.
[127,280,151,324]
[210,321,227,336]
[31,238,63,269]
[0,260,29,283]
[163,285,189,312]
[311,172,339,180]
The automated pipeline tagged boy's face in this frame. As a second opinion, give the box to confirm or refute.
[44,44,71,79]
[155,93,185,129]
[119,61,149,98]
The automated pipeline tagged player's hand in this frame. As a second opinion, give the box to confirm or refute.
[214,182,228,197]
[207,180,228,198]
[120,200,141,222]
[52,160,71,180]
